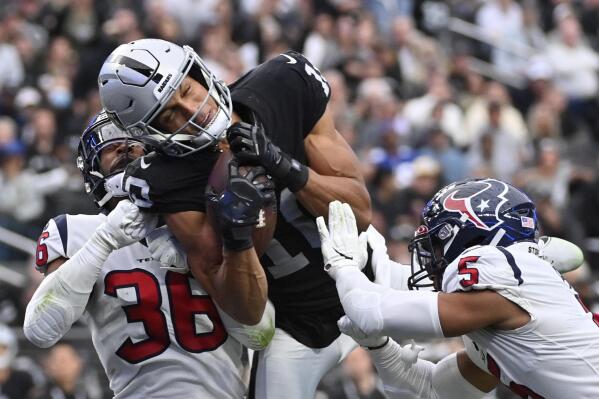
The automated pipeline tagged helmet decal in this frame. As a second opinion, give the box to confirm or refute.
[442,179,509,231]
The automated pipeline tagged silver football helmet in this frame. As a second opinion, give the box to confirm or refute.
[98,38,232,157]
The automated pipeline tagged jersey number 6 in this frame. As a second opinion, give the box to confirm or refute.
[105,269,227,364]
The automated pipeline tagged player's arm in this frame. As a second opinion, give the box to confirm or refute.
[164,163,272,325]
[24,202,156,348]
[318,201,529,339]
[295,106,371,230]
[367,339,496,398]
[164,212,267,325]
[228,107,371,230]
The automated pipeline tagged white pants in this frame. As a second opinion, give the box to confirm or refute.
[249,327,357,398]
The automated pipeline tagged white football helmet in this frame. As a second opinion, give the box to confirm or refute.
[98,38,232,157]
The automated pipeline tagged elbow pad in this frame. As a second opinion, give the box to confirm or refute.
[23,287,78,348]
[219,301,275,350]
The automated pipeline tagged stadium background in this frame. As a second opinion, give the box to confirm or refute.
[0,0,598,398]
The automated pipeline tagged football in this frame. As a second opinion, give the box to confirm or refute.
[205,150,277,258]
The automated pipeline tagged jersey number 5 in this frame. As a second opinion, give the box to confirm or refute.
[458,256,480,288]
[105,269,227,364]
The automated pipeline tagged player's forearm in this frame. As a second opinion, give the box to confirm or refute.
[335,268,443,339]
[188,249,268,325]
[24,232,111,347]
[217,300,275,350]
[295,170,371,230]
[370,342,488,399]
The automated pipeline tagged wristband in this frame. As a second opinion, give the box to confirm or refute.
[221,225,254,252]
[273,152,309,192]
[368,336,390,351]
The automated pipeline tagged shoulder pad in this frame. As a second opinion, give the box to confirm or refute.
[442,246,524,293]
[34,214,105,274]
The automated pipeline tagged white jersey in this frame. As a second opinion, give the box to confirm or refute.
[442,242,599,398]
[38,214,245,399]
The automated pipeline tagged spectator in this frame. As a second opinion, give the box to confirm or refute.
[304,13,339,70]
[468,101,527,182]
[515,139,573,210]
[41,344,92,399]
[464,81,529,147]
[0,324,35,399]
[545,14,599,140]
[475,0,524,76]
[419,125,468,184]
[394,155,442,227]
[0,14,24,90]
[390,16,445,93]
[0,138,68,225]
[403,73,464,147]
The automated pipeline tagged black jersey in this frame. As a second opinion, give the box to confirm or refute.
[123,51,362,348]
[124,149,220,213]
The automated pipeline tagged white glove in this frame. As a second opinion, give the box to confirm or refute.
[338,315,388,348]
[95,200,158,251]
[397,340,425,366]
[365,225,390,273]
[147,226,189,274]
[538,236,584,274]
[316,201,367,280]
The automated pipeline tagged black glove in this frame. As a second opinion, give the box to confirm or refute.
[227,121,309,192]
[207,160,275,251]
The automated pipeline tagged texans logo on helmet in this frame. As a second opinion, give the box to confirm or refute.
[442,179,509,231]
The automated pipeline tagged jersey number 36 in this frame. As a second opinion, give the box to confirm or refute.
[105,269,227,364]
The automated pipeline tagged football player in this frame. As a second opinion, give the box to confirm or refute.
[318,179,599,398]
[23,114,275,398]
[96,39,372,398]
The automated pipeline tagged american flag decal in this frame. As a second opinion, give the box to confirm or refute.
[520,216,535,229]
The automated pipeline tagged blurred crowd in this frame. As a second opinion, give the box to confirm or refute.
[1,0,599,398]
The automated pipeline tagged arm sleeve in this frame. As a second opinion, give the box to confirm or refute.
[370,341,487,399]
[335,268,444,339]
[217,300,275,350]
[24,230,112,348]
[365,225,412,291]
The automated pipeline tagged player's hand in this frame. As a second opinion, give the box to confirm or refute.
[397,340,425,366]
[538,236,584,274]
[227,121,308,192]
[337,315,388,348]
[317,201,367,280]
[227,122,281,170]
[147,226,189,274]
[96,200,158,250]
[207,160,275,251]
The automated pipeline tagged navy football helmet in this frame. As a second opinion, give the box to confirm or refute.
[407,178,538,290]
[77,111,146,212]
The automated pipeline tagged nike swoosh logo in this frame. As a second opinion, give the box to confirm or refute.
[140,157,151,169]
[281,54,297,64]
[334,248,353,260]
